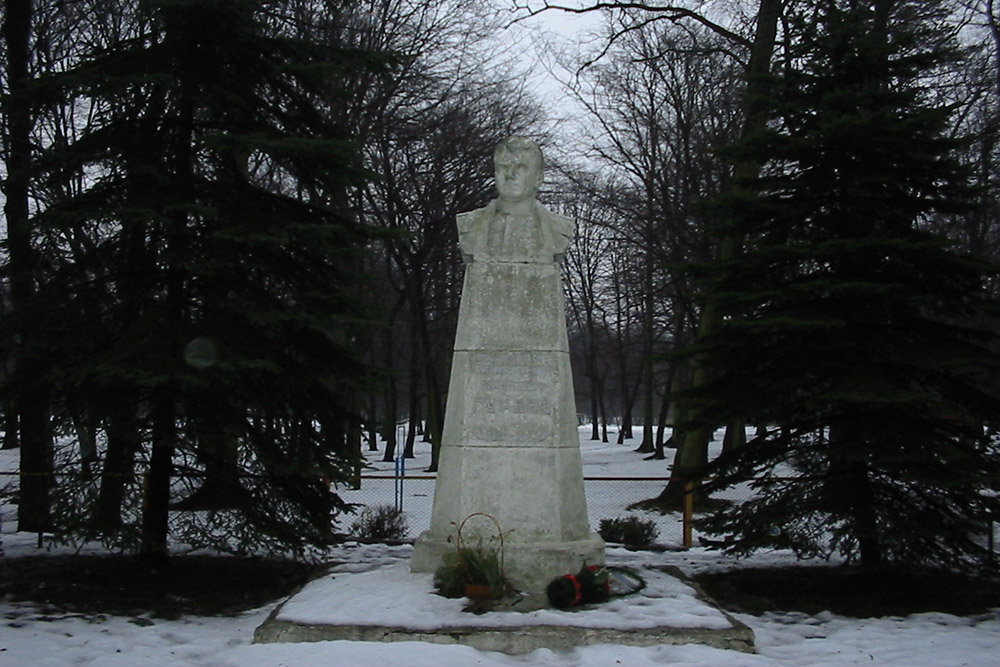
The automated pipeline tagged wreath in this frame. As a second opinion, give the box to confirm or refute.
[546,564,645,609]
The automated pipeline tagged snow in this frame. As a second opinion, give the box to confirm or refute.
[3,428,1000,666]
[342,426,766,548]
[277,551,732,631]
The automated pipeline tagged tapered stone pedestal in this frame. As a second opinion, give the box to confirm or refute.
[411,187,605,593]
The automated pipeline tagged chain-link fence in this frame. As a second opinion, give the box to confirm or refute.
[339,474,712,547]
[339,473,1000,558]
[2,468,996,558]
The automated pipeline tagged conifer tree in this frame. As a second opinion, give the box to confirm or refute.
[3,0,57,533]
[5,0,392,557]
[688,0,1000,570]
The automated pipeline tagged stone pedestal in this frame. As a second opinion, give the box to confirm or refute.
[411,196,604,594]
[256,558,757,655]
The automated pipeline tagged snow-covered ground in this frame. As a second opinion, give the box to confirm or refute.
[345,425,752,546]
[2,428,999,666]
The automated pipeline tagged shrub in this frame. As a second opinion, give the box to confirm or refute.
[598,515,659,548]
[349,505,409,541]
[433,544,506,599]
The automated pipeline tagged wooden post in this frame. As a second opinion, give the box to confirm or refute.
[682,481,694,548]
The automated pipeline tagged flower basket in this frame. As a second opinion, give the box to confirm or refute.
[433,513,509,600]
[463,583,497,600]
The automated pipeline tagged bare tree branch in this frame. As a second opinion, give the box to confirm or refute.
[509,1,753,51]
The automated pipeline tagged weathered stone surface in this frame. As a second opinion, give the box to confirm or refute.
[452,249,569,351]
[254,618,756,655]
[411,138,604,592]
[446,350,578,448]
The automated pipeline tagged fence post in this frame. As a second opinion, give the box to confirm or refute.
[682,481,694,549]
[394,455,404,512]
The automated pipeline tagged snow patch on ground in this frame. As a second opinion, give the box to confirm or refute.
[3,430,1000,665]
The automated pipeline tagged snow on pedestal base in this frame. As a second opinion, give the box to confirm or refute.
[254,557,756,655]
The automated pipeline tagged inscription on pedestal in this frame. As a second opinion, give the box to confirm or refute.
[463,351,559,446]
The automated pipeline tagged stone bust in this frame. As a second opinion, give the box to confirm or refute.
[456,137,574,264]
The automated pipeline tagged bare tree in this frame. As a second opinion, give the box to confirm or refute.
[354,1,546,469]
[554,13,745,462]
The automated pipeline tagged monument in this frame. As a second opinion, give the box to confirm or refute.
[254,142,753,645]
[411,137,605,594]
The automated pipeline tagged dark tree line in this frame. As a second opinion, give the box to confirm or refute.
[5,0,1000,573]
[535,0,1000,570]
[687,0,1000,570]
[1,0,403,557]
[0,0,549,558]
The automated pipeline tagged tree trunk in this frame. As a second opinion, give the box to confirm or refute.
[404,331,421,458]
[17,387,52,532]
[366,393,378,452]
[5,0,55,533]
[589,379,600,440]
[618,408,633,443]
[380,331,399,462]
[71,407,98,481]
[348,397,363,490]
[636,249,657,453]
[380,391,398,463]
[404,362,420,459]
[650,375,673,460]
[412,293,444,471]
[586,330,601,441]
[142,385,175,559]
[424,370,444,471]
[94,398,139,531]
[852,457,884,568]
[829,424,883,567]
[598,381,609,443]
[636,0,783,511]
[722,420,746,454]
[173,405,243,511]
[140,40,194,556]
[404,416,418,458]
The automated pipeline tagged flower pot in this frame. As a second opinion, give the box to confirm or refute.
[464,583,499,600]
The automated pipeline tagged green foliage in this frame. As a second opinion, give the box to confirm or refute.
[684,0,1000,571]
[349,505,409,541]
[433,543,506,598]
[1,0,396,555]
[598,515,659,548]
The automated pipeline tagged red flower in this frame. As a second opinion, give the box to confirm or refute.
[563,574,582,605]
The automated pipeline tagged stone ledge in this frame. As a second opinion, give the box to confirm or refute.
[254,616,755,655]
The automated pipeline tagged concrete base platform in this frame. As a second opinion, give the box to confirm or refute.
[254,555,755,655]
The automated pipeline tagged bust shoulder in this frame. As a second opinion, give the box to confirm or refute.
[536,206,574,238]
[536,205,575,260]
[457,205,489,234]
[456,203,496,263]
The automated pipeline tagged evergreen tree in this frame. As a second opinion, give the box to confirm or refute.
[3,0,391,557]
[3,0,56,532]
[687,0,1000,570]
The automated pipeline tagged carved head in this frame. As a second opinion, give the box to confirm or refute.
[494,137,543,202]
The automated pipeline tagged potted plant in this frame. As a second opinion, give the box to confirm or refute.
[433,513,509,600]
[434,543,505,599]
